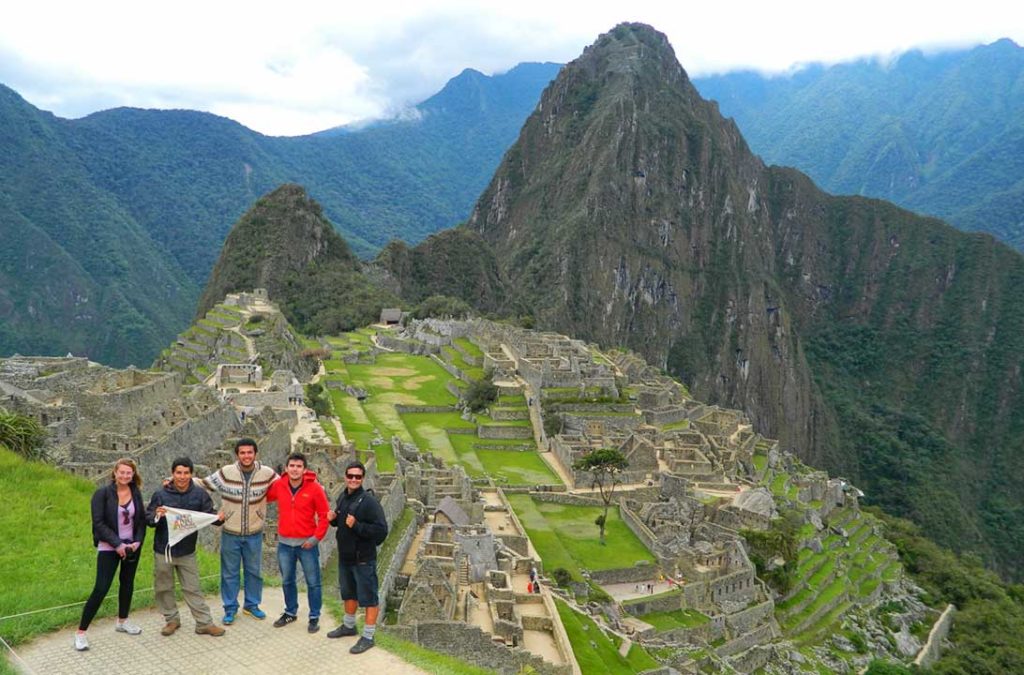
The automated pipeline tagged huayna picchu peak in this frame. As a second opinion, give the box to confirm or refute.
[464,22,1024,581]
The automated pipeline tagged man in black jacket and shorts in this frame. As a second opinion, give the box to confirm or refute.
[326,461,388,653]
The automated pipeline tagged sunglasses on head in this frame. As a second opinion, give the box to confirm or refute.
[345,473,364,480]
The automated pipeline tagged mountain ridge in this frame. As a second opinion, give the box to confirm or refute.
[460,22,1024,579]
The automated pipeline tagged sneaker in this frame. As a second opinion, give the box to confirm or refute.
[327,624,357,638]
[74,632,89,651]
[349,636,375,654]
[195,624,226,637]
[308,618,320,634]
[222,612,236,625]
[114,621,142,635]
[273,613,297,628]
[160,620,180,636]
[243,606,267,620]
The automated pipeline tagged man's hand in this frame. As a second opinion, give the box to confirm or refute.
[155,506,167,520]
[327,510,336,521]
[217,511,226,521]
[345,514,356,528]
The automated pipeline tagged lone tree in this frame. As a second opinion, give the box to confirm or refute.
[573,447,628,545]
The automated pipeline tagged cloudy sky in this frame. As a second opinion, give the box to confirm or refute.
[2,1,1020,136]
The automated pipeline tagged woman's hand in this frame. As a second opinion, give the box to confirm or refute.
[115,543,128,558]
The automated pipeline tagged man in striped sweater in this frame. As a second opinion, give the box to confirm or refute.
[200,438,277,625]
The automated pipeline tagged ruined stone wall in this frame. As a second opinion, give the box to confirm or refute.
[620,501,663,559]
[622,590,684,616]
[478,424,533,440]
[389,622,569,675]
[715,621,775,658]
[727,644,773,672]
[708,569,757,605]
[378,511,420,618]
[133,406,241,488]
[376,333,441,356]
[530,492,602,507]
[589,562,661,586]
[724,598,775,635]
[643,407,690,426]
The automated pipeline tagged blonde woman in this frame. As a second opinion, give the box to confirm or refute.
[75,458,147,651]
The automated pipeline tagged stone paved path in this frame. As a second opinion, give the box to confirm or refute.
[11,593,426,675]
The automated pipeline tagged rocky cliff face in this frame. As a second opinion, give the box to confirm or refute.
[469,23,824,463]
[467,23,1024,577]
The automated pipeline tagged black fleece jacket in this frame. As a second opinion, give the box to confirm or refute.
[91,481,147,549]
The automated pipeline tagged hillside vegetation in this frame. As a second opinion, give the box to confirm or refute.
[0,63,560,366]
[694,39,1024,249]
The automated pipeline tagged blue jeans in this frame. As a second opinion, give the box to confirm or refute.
[220,532,263,613]
[278,543,321,619]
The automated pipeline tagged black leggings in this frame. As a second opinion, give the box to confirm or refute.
[79,551,139,630]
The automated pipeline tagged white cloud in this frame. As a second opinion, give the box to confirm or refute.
[1,1,1020,135]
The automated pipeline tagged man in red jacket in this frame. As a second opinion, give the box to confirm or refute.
[266,453,329,633]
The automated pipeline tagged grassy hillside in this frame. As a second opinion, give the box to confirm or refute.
[0,447,218,647]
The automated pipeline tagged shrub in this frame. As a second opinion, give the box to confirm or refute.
[0,408,46,460]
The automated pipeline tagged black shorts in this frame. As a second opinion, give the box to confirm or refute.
[338,560,378,607]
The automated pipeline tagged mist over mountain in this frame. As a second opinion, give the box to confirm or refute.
[462,23,1024,579]
[693,38,1024,249]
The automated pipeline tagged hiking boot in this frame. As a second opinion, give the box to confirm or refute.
[160,620,180,636]
[114,620,142,635]
[349,636,375,654]
[222,612,236,625]
[74,632,89,651]
[243,606,267,620]
[273,613,297,628]
[308,618,320,633]
[195,624,226,637]
[326,624,357,638]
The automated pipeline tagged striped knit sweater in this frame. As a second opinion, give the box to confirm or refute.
[201,461,277,535]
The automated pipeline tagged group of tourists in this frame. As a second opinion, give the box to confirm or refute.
[76,438,388,657]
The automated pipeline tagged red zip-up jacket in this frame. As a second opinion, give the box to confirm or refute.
[267,470,329,541]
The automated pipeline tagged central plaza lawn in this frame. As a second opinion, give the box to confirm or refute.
[345,352,458,407]
[506,494,655,577]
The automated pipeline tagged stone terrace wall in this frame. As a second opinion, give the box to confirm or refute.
[590,563,660,586]
[378,512,420,618]
[133,406,240,488]
[388,622,570,675]
[622,590,684,616]
[530,492,602,507]
[620,501,663,559]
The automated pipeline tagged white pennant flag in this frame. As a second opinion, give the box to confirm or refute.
[163,507,219,561]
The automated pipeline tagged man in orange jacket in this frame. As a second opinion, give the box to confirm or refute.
[266,453,329,633]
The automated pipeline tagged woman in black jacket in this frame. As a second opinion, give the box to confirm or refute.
[75,458,147,651]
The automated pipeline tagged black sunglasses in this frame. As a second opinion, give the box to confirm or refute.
[121,504,131,525]
[345,473,364,480]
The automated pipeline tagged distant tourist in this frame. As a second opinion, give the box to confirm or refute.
[75,458,147,651]
[146,457,225,637]
[199,437,277,624]
[267,453,329,633]
[326,461,388,653]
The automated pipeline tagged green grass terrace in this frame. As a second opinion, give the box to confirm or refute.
[506,494,655,578]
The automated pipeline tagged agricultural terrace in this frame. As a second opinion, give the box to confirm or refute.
[505,494,656,579]
[320,334,559,485]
